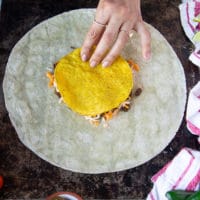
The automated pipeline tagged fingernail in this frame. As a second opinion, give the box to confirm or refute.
[102,61,109,68]
[90,60,97,67]
[81,54,87,62]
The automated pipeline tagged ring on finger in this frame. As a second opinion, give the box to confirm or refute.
[94,18,107,27]
[119,29,135,38]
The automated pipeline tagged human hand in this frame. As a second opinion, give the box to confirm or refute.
[81,0,151,67]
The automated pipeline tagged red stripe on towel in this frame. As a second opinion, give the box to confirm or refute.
[149,192,156,200]
[193,52,200,59]
[151,161,172,182]
[172,156,194,189]
[186,169,200,190]
[187,121,200,135]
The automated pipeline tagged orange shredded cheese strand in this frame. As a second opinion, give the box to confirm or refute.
[91,120,100,127]
[103,108,120,121]
[132,63,140,71]
[103,111,114,121]
[127,59,140,72]
[112,108,120,117]
[46,71,54,87]
[124,104,129,109]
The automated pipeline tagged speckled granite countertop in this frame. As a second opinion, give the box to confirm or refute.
[0,0,200,199]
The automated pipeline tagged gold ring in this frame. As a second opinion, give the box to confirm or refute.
[120,29,135,38]
[94,19,107,27]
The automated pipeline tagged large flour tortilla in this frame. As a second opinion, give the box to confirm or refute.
[3,9,186,173]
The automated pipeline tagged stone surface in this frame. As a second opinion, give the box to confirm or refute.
[0,0,200,199]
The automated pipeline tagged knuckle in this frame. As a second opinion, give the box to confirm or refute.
[117,40,126,49]
[121,6,129,17]
[142,35,151,49]
[146,30,151,41]
[93,52,103,61]
[118,39,125,47]
[145,36,151,47]
[104,31,115,43]
[88,29,98,40]
[107,54,118,62]
[118,5,131,19]
[118,33,128,44]
[101,0,114,10]
[98,1,113,17]
[142,26,151,43]
[82,45,91,53]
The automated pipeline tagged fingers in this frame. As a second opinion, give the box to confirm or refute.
[81,21,133,67]
[89,18,122,67]
[81,20,107,62]
[81,0,151,68]
[81,4,109,62]
[136,21,151,60]
[101,23,131,67]
[102,30,129,67]
[101,21,151,67]
[81,20,151,67]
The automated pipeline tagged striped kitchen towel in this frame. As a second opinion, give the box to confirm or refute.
[146,148,200,200]
[186,81,200,140]
[179,0,200,67]
[179,0,200,141]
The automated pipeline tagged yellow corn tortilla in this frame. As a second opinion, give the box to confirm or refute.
[54,48,133,116]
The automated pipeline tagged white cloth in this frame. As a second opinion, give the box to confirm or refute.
[186,81,200,137]
[179,0,200,138]
[146,148,200,200]
[179,0,200,67]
